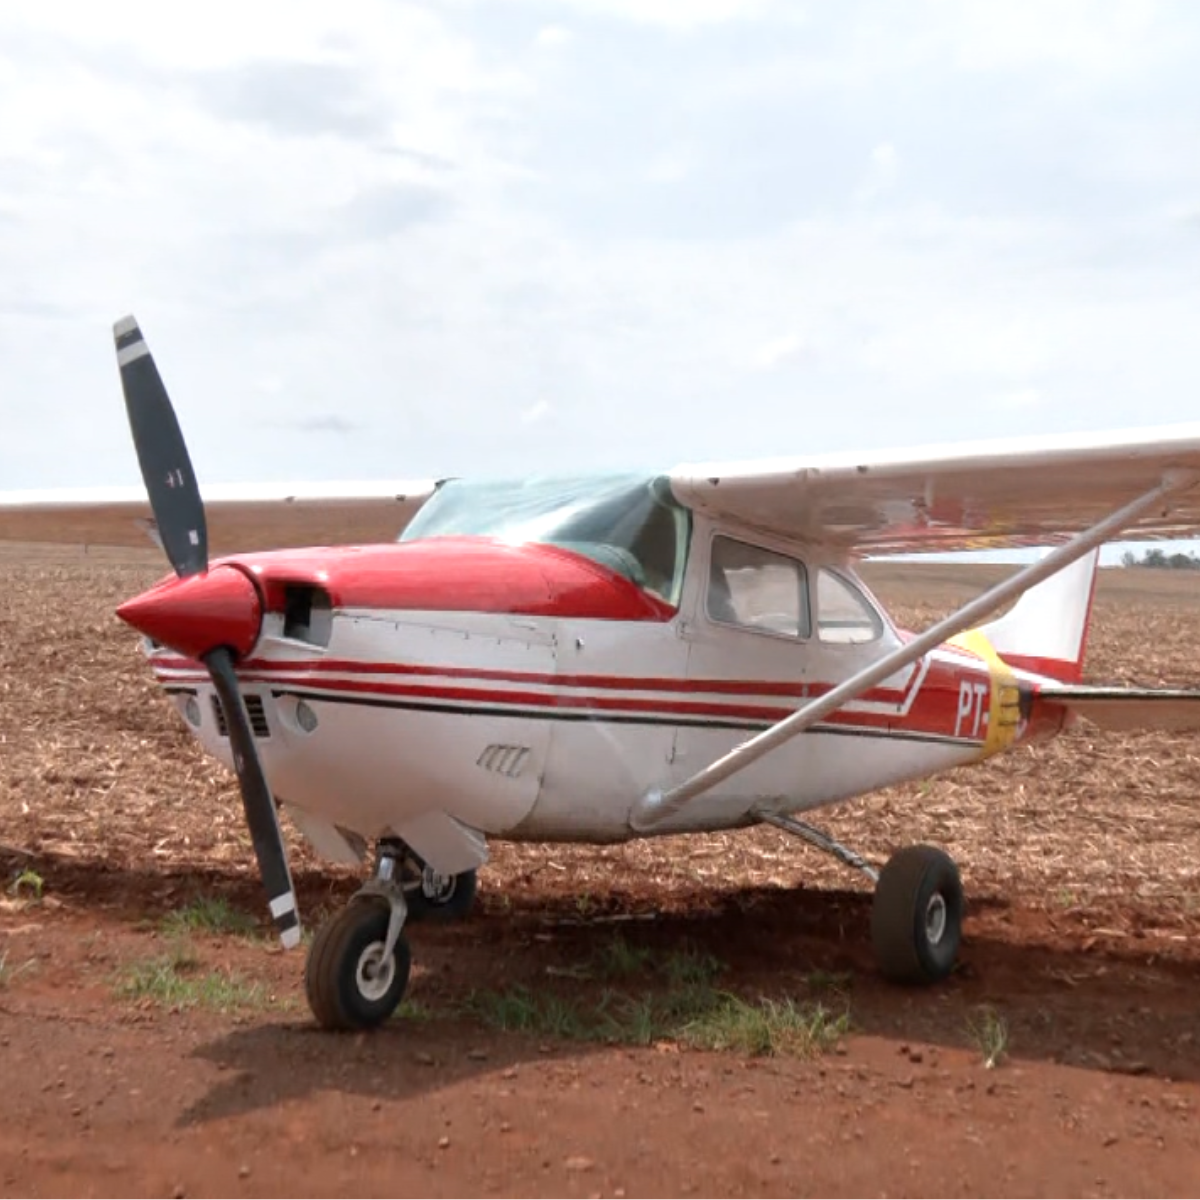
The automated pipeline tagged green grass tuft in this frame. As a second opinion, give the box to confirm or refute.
[0,949,37,989]
[160,896,260,939]
[680,993,849,1057]
[965,1002,1009,1069]
[8,868,44,901]
[113,943,268,1012]
[593,933,655,979]
[463,941,849,1061]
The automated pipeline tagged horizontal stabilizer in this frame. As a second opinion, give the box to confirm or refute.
[1043,685,1200,732]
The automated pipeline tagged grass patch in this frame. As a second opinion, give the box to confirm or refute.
[395,996,436,1022]
[463,940,848,1059]
[593,933,655,979]
[548,935,723,988]
[113,943,269,1013]
[8,868,44,901]
[465,985,598,1040]
[0,949,37,989]
[965,1002,1009,1069]
[663,943,722,988]
[804,968,853,994]
[160,896,260,939]
[681,993,849,1057]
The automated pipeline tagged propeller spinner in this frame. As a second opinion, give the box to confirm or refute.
[113,315,301,949]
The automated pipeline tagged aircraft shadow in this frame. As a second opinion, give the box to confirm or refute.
[177,881,1200,1126]
[5,847,1197,1114]
[458,885,1200,1082]
[180,1016,608,1129]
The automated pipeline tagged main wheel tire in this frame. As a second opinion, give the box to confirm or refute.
[305,899,412,1031]
[406,866,478,923]
[870,844,964,985]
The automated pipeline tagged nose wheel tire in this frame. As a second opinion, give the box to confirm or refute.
[305,900,412,1031]
[870,844,964,985]
[406,865,478,923]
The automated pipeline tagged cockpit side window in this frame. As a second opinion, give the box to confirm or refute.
[706,535,811,639]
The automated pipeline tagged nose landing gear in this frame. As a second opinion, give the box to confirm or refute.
[305,841,413,1032]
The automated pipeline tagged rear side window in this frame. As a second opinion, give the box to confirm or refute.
[817,568,883,644]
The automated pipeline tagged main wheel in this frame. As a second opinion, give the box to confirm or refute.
[305,899,412,1031]
[870,844,964,985]
[406,865,478,923]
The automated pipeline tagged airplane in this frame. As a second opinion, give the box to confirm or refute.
[6,313,1200,1034]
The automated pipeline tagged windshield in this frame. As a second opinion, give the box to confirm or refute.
[400,472,692,606]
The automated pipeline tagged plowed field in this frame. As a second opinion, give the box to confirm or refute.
[2,543,1199,1198]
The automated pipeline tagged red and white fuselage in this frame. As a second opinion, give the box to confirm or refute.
[122,519,1072,880]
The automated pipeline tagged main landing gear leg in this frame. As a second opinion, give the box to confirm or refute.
[761,812,965,986]
[398,844,479,924]
[305,839,413,1032]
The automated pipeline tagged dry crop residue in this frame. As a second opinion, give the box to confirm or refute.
[1,543,1199,1198]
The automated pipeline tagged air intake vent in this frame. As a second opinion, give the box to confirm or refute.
[211,694,270,739]
[476,744,530,778]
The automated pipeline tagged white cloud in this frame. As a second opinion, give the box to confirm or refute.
[645,150,692,184]
[534,25,573,48]
[942,0,1167,74]
[541,0,784,28]
[520,399,553,423]
[1,0,1199,493]
[1000,387,1043,410]
[747,332,812,371]
[853,141,900,203]
[871,143,898,172]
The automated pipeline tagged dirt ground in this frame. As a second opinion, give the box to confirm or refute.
[2,543,1200,1198]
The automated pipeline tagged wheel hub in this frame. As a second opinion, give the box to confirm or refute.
[924,892,948,945]
[355,941,395,1002]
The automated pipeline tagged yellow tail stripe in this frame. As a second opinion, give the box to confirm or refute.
[949,629,1022,756]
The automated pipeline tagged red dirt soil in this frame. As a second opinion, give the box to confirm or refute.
[2,544,1200,1197]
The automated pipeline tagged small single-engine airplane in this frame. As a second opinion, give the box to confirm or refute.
[5,315,1200,1033]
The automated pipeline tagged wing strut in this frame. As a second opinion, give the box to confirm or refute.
[630,470,1199,832]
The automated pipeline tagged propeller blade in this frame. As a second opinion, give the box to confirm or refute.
[206,646,302,949]
[113,315,208,578]
[111,314,297,948]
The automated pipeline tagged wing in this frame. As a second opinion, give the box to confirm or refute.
[0,479,440,555]
[668,422,1200,554]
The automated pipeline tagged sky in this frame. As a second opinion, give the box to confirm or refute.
[3,0,1200,526]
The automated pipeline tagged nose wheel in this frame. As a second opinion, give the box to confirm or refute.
[305,898,412,1031]
[306,841,415,1031]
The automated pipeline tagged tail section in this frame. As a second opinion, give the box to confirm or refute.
[975,547,1100,682]
[972,547,1200,735]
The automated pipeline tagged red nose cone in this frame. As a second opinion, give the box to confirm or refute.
[117,565,263,662]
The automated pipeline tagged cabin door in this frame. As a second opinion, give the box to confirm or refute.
[670,529,817,824]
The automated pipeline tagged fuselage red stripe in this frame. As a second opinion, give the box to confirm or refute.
[149,655,940,704]
[152,671,976,734]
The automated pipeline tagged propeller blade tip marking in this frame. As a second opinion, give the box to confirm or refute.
[116,339,150,367]
[269,890,301,948]
[113,316,149,365]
